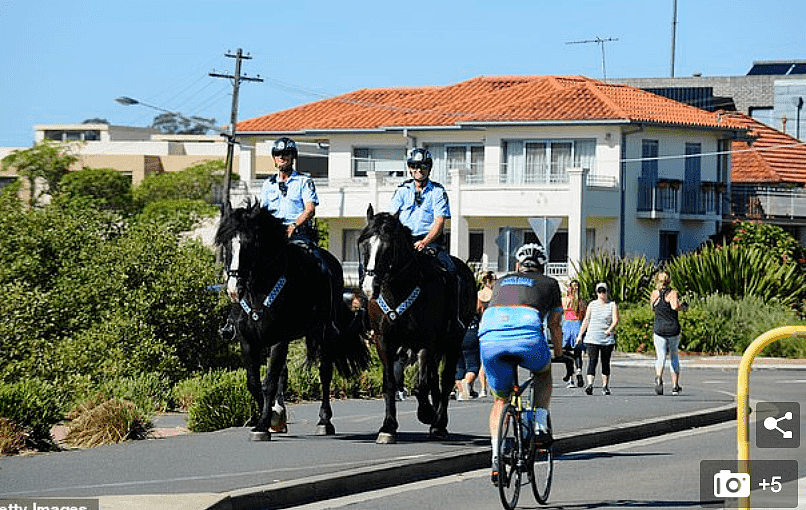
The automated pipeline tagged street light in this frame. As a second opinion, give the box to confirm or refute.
[115,96,235,207]
[795,96,803,141]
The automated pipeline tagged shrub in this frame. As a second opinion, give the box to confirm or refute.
[665,243,806,308]
[132,160,227,208]
[186,370,256,433]
[63,396,150,448]
[0,379,62,447]
[136,198,218,235]
[616,294,806,356]
[0,418,26,455]
[60,167,133,211]
[572,250,654,303]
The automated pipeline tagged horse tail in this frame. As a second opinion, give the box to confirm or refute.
[331,301,371,378]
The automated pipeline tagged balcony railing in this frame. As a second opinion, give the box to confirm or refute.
[637,177,723,216]
[730,186,806,219]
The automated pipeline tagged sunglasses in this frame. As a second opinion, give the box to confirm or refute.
[273,150,294,158]
[408,163,430,171]
[278,181,288,197]
[596,288,607,293]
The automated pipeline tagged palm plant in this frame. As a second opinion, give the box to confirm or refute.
[572,250,654,303]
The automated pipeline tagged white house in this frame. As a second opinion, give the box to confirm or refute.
[232,76,745,286]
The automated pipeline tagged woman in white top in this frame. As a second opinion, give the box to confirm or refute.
[575,282,619,395]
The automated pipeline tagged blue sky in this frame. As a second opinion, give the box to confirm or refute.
[1,0,803,147]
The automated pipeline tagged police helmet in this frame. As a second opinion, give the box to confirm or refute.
[515,243,547,269]
[271,137,298,159]
[406,148,433,171]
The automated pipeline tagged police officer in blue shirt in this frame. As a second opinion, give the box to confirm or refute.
[387,148,455,272]
[260,137,339,341]
[387,148,461,327]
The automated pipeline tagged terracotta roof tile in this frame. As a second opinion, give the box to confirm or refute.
[724,112,806,184]
[237,75,744,133]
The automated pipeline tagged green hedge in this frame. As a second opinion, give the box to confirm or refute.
[0,379,62,446]
[615,295,806,356]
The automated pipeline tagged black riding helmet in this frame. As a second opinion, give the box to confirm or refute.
[406,148,433,171]
[271,137,298,159]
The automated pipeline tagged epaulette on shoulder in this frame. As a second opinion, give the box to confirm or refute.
[269,175,277,184]
[431,180,445,190]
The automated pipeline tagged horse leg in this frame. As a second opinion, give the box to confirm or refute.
[270,364,288,433]
[316,360,336,436]
[377,350,399,444]
[251,342,289,441]
[430,338,461,440]
[241,339,265,429]
[415,348,436,426]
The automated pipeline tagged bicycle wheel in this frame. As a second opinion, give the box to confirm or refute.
[529,418,553,506]
[496,404,522,510]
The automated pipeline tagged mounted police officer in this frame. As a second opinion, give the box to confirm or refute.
[259,137,339,342]
[387,148,461,329]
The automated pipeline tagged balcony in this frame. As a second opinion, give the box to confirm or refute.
[730,185,806,220]
[637,177,723,219]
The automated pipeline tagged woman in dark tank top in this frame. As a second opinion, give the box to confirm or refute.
[650,271,688,396]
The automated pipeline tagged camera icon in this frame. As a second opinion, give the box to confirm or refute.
[713,470,750,498]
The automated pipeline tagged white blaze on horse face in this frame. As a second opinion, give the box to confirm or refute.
[227,235,242,301]
[361,235,381,298]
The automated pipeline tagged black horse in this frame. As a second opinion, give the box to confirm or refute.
[358,205,476,443]
[216,201,369,441]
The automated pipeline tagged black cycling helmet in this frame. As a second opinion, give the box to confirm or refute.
[515,243,547,269]
[271,137,298,159]
[406,148,433,171]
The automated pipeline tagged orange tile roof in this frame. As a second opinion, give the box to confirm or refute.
[237,75,745,133]
[725,112,806,184]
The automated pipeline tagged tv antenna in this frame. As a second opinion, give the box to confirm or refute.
[565,37,619,81]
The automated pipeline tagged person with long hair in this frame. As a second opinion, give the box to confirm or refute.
[650,270,687,395]
[575,282,619,395]
[561,280,586,388]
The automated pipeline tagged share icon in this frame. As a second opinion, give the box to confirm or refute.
[763,412,793,439]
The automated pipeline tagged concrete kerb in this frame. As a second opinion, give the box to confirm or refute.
[204,403,737,510]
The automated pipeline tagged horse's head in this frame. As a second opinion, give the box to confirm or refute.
[358,204,413,299]
[216,200,287,300]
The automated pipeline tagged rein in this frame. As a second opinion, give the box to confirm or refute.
[373,250,422,322]
[235,242,289,322]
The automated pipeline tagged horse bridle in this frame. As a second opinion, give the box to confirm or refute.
[229,236,289,322]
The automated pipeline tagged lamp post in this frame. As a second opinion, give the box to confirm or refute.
[114,96,234,206]
[795,96,803,141]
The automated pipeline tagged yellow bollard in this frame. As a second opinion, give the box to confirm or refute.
[736,325,806,510]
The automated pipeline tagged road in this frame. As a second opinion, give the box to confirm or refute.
[284,368,806,510]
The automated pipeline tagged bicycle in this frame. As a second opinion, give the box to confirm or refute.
[495,355,570,509]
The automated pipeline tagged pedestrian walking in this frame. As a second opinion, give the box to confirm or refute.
[576,282,619,395]
[650,270,688,395]
[561,279,586,388]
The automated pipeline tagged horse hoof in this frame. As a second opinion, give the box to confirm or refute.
[249,429,270,441]
[316,423,336,436]
[429,428,448,441]
[376,432,397,444]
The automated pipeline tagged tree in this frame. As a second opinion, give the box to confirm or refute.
[60,167,133,211]
[151,112,217,135]
[1,142,77,206]
[81,118,109,125]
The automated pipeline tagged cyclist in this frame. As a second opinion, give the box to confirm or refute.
[478,243,563,485]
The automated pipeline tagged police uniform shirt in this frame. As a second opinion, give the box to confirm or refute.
[386,179,451,237]
[259,171,318,225]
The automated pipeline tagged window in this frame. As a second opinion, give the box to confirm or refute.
[504,139,595,184]
[353,148,405,178]
[468,231,484,263]
[446,145,484,183]
[659,231,678,261]
[641,140,659,181]
[342,229,361,263]
[682,143,701,214]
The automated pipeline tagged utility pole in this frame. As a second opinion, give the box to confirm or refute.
[670,0,678,77]
[210,48,263,211]
[565,37,619,82]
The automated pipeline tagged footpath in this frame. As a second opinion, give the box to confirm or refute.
[1,353,804,510]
